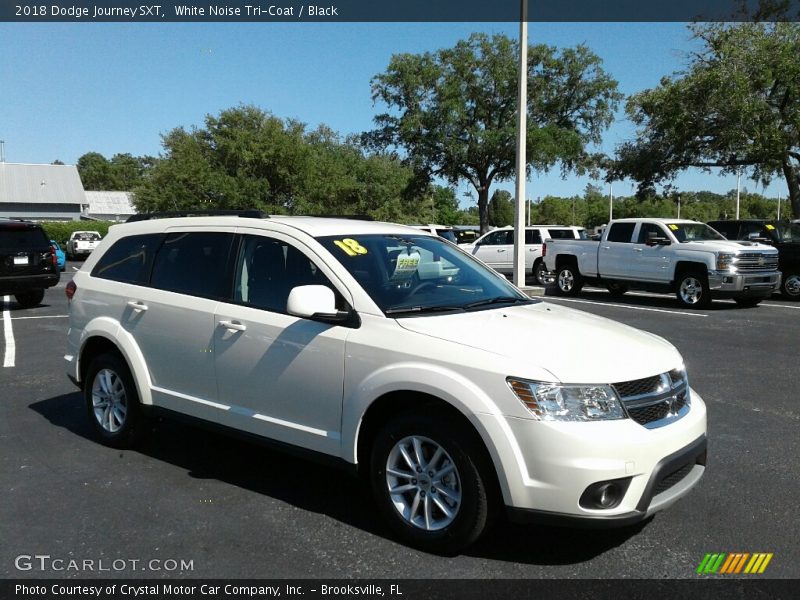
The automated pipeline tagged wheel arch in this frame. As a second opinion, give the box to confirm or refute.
[673,261,708,287]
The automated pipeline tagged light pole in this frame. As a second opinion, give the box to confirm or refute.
[512,0,528,288]
[735,167,741,219]
[777,193,782,220]
[608,182,613,222]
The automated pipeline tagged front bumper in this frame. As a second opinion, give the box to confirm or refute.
[707,269,781,297]
[476,387,707,525]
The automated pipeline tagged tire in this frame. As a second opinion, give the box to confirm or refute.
[533,260,548,286]
[14,290,45,308]
[370,412,495,554]
[734,297,762,308]
[675,269,711,309]
[84,353,145,449]
[554,264,583,296]
[781,272,800,300]
[605,281,628,298]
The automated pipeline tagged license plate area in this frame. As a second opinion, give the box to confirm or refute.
[13,256,29,266]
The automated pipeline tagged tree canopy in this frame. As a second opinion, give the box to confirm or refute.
[76,152,153,191]
[368,32,621,233]
[614,21,800,218]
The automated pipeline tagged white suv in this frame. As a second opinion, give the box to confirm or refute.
[464,225,587,284]
[65,213,706,553]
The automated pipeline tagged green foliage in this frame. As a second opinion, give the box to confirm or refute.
[369,33,621,232]
[488,190,515,226]
[77,152,153,191]
[40,221,115,246]
[615,21,800,218]
[132,105,428,222]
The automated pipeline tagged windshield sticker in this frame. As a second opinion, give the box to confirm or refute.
[389,251,421,282]
[334,238,368,257]
[668,224,679,231]
[765,224,775,230]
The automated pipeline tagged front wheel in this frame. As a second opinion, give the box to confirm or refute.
[533,260,548,286]
[14,290,45,308]
[675,270,711,309]
[85,353,145,449]
[370,413,495,554]
[554,265,583,296]
[781,272,800,300]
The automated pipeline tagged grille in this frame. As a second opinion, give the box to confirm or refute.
[654,462,694,496]
[612,375,661,399]
[626,392,688,426]
[735,252,779,272]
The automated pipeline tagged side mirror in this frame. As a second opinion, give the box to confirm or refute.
[287,285,349,323]
[646,232,670,246]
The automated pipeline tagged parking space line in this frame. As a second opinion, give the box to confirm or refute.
[544,296,707,317]
[3,295,15,368]
[10,315,69,321]
[761,302,800,310]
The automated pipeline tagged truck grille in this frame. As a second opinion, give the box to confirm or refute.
[612,369,690,428]
[735,252,779,272]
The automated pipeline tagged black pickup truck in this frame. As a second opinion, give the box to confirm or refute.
[0,218,60,307]
[708,219,800,300]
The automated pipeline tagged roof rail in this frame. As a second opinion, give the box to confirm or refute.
[126,209,267,223]
[309,214,374,221]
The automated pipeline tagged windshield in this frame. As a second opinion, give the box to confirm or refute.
[318,234,533,315]
[667,223,725,242]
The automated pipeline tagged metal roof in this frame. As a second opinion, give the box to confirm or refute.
[0,163,86,205]
[84,190,136,215]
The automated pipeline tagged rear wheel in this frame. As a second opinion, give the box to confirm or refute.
[554,264,583,296]
[14,290,45,308]
[370,412,495,554]
[85,353,145,449]
[675,270,711,309]
[781,272,800,300]
[533,260,548,286]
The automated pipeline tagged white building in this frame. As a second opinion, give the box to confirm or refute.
[0,163,86,221]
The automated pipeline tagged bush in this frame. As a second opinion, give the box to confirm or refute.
[40,221,116,246]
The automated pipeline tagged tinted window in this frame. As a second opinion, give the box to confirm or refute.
[708,222,738,239]
[234,235,341,313]
[150,232,234,299]
[0,227,49,250]
[524,230,542,244]
[636,223,668,244]
[546,228,577,240]
[482,231,513,246]
[607,223,636,243]
[92,234,161,284]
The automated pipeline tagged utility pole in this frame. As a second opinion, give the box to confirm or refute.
[608,182,613,222]
[777,193,781,220]
[677,195,681,219]
[735,168,741,220]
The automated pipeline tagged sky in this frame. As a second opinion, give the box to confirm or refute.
[0,21,787,208]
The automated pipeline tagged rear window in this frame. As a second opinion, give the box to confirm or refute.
[546,228,578,240]
[74,232,101,241]
[0,227,49,250]
[92,234,162,285]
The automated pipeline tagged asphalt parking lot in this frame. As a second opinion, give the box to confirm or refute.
[2,264,798,579]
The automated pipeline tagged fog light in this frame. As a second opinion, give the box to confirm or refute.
[579,477,632,510]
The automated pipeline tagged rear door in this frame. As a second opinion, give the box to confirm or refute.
[598,222,637,279]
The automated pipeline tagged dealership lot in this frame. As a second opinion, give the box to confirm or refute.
[1,267,798,578]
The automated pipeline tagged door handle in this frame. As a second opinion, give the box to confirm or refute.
[219,320,247,332]
[633,248,643,253]
[126,300,148,312]
[497,249,506,253]
[601,246,611,250]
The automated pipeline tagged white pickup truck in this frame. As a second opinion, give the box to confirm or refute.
[543,218,781,308]
[66,231,102,260]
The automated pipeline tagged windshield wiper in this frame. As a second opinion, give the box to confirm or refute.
[385,305,464,316]
[464,296,532,309]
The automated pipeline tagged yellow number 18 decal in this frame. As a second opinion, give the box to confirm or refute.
[334,238,368,257]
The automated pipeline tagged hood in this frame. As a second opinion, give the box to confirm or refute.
[677,239,778,254]
[395,301,682,384]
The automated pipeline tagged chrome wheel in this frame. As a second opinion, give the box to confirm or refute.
[91,368,128,433]
[558,269,575,292]
[784,273,800,298]
[679,276,703,305]
[385,436,462,531]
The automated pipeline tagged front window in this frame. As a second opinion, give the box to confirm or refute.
[318,234,533,316]
[667,223,725,242]
[772,222,800,242]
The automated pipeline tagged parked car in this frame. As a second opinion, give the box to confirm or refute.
[51,239,66,271]
[66,212,706,553]
[708,220,800,300]
[0,218,60,307]
[463,225,587,284]
[543,218,780,308]
[410,224,457,243]
[66,230,102,260]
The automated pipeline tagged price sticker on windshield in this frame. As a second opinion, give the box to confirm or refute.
[668,224,679,231]
[766,224,776,230]
[334,238,368,257]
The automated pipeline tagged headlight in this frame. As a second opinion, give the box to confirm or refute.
[716,252,736,271]
[507,378,626,422]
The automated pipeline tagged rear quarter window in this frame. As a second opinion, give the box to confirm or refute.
[92,234,162,285]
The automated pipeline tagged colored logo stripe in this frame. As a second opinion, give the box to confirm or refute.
[697,553,773,574]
